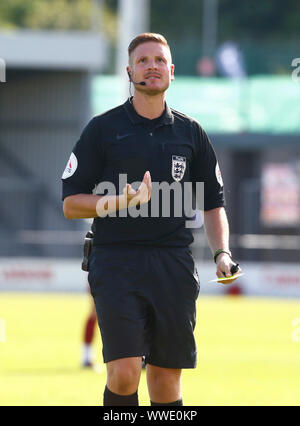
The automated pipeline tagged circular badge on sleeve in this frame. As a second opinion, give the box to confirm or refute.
[215,162,223,187]
[62,152,78,179]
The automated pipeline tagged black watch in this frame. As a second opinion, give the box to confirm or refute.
[213,249,232,264]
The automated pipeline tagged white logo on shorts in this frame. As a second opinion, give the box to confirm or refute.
[172,155,186,182]
[62,152,78,179]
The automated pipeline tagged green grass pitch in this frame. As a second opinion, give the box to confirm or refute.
[1,292,300,406]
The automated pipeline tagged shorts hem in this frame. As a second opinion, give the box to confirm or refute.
[145,358,197,369]
[103,353,144,364]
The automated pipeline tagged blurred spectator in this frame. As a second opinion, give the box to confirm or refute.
[215,42,247,78]
[196,57,216,76]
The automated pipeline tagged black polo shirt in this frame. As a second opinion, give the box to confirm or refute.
[62,98,225,247]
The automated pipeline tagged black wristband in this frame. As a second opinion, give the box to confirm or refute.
[214,249,232,264]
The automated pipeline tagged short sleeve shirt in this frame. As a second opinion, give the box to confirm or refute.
[62,99,225,247]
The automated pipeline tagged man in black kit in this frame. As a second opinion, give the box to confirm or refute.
[62,33,241,406]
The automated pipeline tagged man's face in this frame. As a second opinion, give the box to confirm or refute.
[127,41,175,95]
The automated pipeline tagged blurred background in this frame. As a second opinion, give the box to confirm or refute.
[0,0,299,296]
[0,0,300,406]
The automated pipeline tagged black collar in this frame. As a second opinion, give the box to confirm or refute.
[123,98,174,126]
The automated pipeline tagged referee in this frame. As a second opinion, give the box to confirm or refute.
[62,33,240,406]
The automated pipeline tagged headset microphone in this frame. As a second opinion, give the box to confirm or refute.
[127,71,146,86]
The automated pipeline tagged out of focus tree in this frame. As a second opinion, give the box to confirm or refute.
[0,0,117,40]
[0,0,35,29]
[1,0,299,75]
[1,0,300,42]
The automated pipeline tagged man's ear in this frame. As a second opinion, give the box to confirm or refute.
[170,64,175,81]
[126,66,131,81]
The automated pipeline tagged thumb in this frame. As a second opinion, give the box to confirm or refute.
[123,184,135,195]
[127,184,136,195]
[143,171,150,183]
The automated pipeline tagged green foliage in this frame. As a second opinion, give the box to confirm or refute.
[2,0,300,41]
[0,0,299,75]
[0,0,36,29]
[25,0,91,30]
[1,0,299,43]
[0,0,117,40]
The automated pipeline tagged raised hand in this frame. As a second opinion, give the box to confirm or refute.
[124,171,152,207]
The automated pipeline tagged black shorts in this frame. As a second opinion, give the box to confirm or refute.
[88,245,200,369]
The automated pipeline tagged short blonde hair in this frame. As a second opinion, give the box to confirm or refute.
[128,33,171,60]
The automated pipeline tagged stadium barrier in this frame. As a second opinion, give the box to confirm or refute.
[1,257,300,298]
[0,257,87,292]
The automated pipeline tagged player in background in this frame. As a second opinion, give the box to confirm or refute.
[81,297,97,367]
[81,296,146,369]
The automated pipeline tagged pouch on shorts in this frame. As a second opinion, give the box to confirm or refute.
[81,231,94,271]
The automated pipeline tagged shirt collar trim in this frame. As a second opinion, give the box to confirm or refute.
[123,98,174,126]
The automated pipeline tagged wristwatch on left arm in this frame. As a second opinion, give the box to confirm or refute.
[213,249,232,264]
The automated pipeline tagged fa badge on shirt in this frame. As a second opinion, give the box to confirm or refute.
[172,155,186,182]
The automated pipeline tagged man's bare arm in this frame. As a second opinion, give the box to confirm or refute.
[203,207,229,253]
[63,171,152,219]
[64,193,107,219]
[203,207,237,278]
